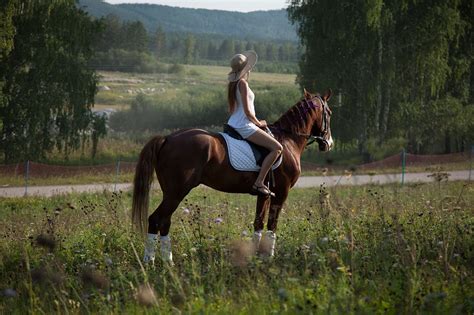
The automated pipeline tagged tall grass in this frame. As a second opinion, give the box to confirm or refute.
[1,182,473,313]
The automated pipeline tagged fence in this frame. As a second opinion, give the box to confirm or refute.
[1,147,472,196]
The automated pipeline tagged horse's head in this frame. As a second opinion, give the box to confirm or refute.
[304,88,334,152]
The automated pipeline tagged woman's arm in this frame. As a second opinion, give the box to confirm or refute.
[239,80,265,127]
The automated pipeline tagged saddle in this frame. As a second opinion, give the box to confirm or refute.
[222,124,269,166]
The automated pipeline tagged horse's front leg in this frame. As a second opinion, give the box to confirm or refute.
[260,189,289,257]
[253,195,270,250]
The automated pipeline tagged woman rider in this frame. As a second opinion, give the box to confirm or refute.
[227,51,283,197]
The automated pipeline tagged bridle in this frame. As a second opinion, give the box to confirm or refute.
[275,95,331,147]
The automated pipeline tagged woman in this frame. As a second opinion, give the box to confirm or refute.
[227,51,283,197]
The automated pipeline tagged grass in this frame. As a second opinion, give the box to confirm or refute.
[0,181,473,313]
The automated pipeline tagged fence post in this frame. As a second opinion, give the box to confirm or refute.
[401,149,406,185]
[469,145,473,181]
[114,159,121,192]
[24,160,30,196]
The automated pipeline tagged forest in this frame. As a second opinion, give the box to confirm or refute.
[89,14,299,73]
[0,0,472,165]
[288,0,473,157]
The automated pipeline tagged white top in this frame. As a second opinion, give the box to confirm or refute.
[227,82,257,129]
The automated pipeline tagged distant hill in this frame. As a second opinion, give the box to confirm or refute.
[78,0,297,41]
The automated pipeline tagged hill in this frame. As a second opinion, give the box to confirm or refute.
[78,0,297,41]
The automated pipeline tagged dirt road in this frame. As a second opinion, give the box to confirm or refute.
[0,170,470,198]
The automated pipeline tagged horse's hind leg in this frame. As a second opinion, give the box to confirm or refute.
[144,195,186,265]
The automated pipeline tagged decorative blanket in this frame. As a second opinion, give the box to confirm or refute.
[219,132,283,172]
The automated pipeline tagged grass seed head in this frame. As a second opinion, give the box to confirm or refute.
[136,284,158,307]
[81,269,109,290]
[35,234,56,251]
[230,240,255,268]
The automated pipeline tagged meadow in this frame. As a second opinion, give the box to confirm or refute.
[1,181,473,313]
[94,65,297,111]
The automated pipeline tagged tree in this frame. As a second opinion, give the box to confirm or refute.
[123,21,148,52]
[218,39,235,59]
[184,34,196,64]
[288,0,472,156]
[0,0,104,163]
[91,114,107,159]
[152,25,166,58]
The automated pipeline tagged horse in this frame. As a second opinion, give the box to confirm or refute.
[132,88,333,264]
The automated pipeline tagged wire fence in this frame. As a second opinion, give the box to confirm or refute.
[1,146,472,195]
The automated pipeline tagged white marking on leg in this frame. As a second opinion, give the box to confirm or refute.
[252,230,263,251]
[258,230,277,256]
[160,235,173,263]
[144,233,158,265]
[263,230,276,257]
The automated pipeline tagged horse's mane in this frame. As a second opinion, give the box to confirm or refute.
[271,94,321,134]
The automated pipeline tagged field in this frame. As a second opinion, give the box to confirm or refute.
[1,181,473,313]
[94,65,297,110]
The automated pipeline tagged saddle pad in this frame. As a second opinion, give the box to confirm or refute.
[219,132,283,172]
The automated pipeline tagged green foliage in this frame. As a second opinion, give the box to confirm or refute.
[90,49,162,73]
[0,182,472,313]
[109,85,300,133]
[288,0,473,156]
[0,0,104,163]
[367,136,407,161]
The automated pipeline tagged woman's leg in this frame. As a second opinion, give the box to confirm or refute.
[246,129,283,191]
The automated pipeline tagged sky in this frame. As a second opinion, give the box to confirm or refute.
[103,0,290,12]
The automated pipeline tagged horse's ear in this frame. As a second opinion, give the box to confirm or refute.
[303,88,312,99]
[323,88,332,102]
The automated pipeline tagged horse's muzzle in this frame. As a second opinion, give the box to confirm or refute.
[317,136,333,152]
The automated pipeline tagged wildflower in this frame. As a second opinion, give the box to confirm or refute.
[301,244,310,251]
[182,208,190,215]
[214,217,224,224]
[104,257,113,266]
[2,288,17,298]
[277,288,288,301]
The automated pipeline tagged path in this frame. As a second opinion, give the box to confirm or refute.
[0,170,470,198]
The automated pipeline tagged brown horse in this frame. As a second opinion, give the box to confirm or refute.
[132,89,333,264]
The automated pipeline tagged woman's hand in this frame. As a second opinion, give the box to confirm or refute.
[259,120,267,128]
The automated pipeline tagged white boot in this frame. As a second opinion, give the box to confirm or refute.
[144,233,158,265]
[252,230,263,252]
[160,235,173,264]
[260,230,276,257]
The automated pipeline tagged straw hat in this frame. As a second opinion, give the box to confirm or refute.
[227,50,258,82]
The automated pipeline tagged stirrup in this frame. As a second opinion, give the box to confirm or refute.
[251,184,275,197]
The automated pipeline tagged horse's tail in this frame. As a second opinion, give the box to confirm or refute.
[132,136,166,234]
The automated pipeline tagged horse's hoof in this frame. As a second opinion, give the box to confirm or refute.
[143,256,155,268]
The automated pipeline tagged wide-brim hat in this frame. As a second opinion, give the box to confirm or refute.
[227,50,258,82]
